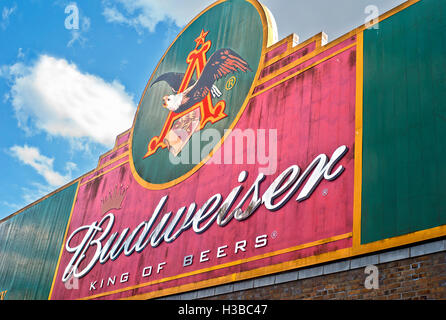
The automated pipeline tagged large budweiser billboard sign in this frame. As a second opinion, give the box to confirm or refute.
[1,0,444,302]
[49,0,357,300]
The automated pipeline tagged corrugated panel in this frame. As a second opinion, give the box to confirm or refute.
[0,182,78,300]
[361,0,446,243]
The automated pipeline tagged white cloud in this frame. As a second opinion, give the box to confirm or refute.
[2,55,136,148]
[10,145,72,187]
[2,144,76,215]
[103,6,130,25]
[102,0,212,33]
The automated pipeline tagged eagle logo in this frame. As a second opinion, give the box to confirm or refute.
[152,48,252,114]
[143,30,252,158]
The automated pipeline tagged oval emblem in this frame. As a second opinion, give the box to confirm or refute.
[130,0,268,189]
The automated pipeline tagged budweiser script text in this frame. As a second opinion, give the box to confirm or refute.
[62,145,349,282]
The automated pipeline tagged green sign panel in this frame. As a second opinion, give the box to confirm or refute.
[361,0,446,244]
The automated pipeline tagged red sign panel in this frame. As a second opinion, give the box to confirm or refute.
[49,0,357,300]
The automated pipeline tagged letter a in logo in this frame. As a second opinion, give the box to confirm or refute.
[145,30,252,158]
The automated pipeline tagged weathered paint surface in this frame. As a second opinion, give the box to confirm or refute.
[49,14,357,300]
[361,0,446,244]
[0,183,78,300]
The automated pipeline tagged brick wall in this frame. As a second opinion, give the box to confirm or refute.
[204,252,446,300]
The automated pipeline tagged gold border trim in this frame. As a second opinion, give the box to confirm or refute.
[353,31,364,250]
[81,233,352,300]
[80,160,129,187]
[97,129,131,162]
[252,42,357,98]
[124,247,353,300]
[263,32,326,68]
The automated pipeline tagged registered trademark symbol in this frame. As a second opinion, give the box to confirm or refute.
[322,188,328,196]
[225,76,237,91]
[271,230,278,239]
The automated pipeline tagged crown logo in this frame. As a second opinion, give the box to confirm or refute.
[100,185,128,215]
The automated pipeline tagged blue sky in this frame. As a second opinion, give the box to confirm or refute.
[0,0,404,220]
